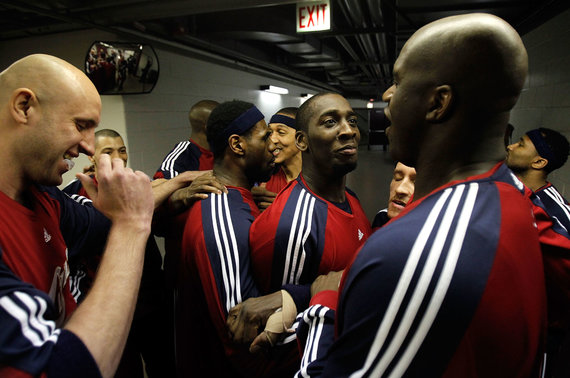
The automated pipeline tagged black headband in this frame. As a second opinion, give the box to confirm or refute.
[211,106,265,151]
[526,129,558,169]
[269,114,297,130]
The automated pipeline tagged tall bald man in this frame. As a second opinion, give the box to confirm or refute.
[0,54,154,376]
[154,99,219,179]
[296,14,546,377]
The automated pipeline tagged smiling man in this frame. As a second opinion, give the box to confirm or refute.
[247,93,371,295]
[0,54,154,377]
[251,107,301,211]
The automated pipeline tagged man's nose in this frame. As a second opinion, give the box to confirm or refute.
[79,131,95,156]
[382,84,395,102]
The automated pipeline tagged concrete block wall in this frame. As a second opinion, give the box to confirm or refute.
[511,8,570,195]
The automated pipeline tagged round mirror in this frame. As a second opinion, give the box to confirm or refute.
[85,41,159,95]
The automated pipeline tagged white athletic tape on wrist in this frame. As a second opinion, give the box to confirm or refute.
[264,290,297,334]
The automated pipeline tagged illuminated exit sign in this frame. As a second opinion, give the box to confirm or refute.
[296,0,331,33]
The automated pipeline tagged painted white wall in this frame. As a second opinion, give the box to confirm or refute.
[122,48,328,176]
[510,8,570,195]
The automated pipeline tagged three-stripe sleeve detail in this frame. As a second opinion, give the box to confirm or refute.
[0,291,61,347]
[351,183,479,378]
[282,189,317,286]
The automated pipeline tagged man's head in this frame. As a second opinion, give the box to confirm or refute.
[189,100,219,134]
[207,100,276,184]
[382,14,528,167]
[506,128,569,175]
[269,107,299,165]
[88,129,128,172]
[296,93,360,178]
[387,162,416,219]
[0,54,101,187]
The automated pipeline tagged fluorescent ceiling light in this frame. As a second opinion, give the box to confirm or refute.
[260,85,289,95]
[367,102,374,109]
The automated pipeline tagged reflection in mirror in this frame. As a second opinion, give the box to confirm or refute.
[85,41,159,95]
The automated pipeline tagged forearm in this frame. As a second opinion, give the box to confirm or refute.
[152,177,185,209]
[64,221,150,377]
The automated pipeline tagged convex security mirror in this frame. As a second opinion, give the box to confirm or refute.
[85,41,159,95]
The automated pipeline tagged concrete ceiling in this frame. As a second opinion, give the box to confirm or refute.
[1,0,568,99]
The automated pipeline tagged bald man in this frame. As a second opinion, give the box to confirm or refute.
[296,14,546,377]
[154,99,219,179]
[0,54,154,377]
[372,162,416,229]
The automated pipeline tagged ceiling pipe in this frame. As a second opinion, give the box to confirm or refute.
[339,0,384,83]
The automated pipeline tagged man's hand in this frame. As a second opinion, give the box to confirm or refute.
[167,171,227,213]
[311,270,344,297]
[251,183,277,211]
[78,155,153,229]
[227,291,282,345]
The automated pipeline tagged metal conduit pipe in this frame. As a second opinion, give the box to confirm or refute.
[342,0,382,81]
[335,35,374,80]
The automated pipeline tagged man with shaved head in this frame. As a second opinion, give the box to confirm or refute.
[0,54,154,377]
[295,14,546,377]
[154,99,219,179]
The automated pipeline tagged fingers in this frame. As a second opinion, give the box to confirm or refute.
[77,172,98,200]
[249,331,277,354]
[257,201,273,211]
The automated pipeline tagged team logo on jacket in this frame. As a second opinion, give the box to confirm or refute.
[44,228,52,243]
[358,229,364,240]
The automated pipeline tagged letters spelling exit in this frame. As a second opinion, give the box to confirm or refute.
[296,0,331,33]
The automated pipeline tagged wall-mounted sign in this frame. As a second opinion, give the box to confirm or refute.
[296,0,331,33]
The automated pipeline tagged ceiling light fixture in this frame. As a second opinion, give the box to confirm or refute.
[260,85,289,95]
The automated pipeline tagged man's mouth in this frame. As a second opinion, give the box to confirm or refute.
[273,148,281,157]
[391,198,407,208]
[337,145,357,155]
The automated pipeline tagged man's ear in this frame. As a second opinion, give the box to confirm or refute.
[295,130,308,152]
[531,156,548,170]
[10,88,35,124]
[426,85,452,122]
[228,134,245,156]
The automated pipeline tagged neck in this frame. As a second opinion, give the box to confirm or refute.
[302,163,347,203]
[191,131,209,151]
[412,127,506,200]
[0,146,27,205]
[213,159,252,191]
[515,170,548,192]
[281,153,302,182]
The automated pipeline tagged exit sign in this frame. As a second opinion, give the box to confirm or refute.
[296,0,331,33]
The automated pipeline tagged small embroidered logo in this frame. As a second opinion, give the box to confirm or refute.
[44,228,51,243]
[358,229,364,241]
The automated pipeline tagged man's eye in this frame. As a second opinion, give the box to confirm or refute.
[75,122,87,131]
